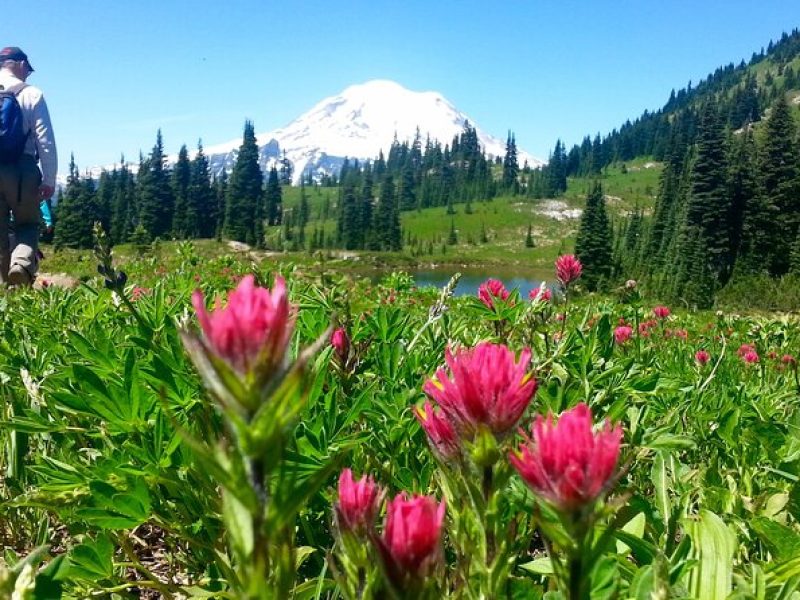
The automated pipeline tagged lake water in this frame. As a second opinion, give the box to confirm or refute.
[400,268,555,298]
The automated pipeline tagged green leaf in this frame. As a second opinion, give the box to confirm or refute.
[750,516,800,563]
[295,546,316,570]
[34,554,66,599]
[64,534,113,581]
[643,433,696,451]
[616,511,646,554]
[519,557,554,575]
[222,488,253,564]
[590,556,619,600]
[652,450,671,534]
[682,510,736,600]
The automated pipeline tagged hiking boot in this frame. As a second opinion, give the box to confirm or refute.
[8,264,33,286]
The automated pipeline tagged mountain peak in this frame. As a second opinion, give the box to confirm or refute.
[253,80,542,182]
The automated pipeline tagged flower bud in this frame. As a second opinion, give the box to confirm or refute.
[331,327,350,365]
[478,278,510,309]
[335,468,384,535]
[191,274,294,377]
[555,254,582,288]
[379,493,445,584]
[414,401,460,461]
[423,342,536,439]
[510,403,621,514]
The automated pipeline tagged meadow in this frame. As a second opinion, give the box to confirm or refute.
[1,235,799,599]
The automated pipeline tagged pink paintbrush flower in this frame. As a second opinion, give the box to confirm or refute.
[414,401,460,461]
[555,254,582,288]
[331,327,350,363]
[509,403,622,513]
[423,342,537,438]
[737,343,756,358]
[379,493,445,582]
[742,350,760,364]
[478,278,510,309]
[614,325,633,345]
[335,468,384,535]
[695,350,711,365]
[192,274,294,375]
[529,286,552,302]
[653,305,671,319]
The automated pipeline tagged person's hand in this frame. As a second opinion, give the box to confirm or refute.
[38,184,54,199]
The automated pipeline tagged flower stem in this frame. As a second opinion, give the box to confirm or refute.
[567,517,590,600]
[482,465,495,563]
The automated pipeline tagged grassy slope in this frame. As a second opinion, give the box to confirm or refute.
[276,157,662,265]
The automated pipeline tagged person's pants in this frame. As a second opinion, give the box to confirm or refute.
[0,155,41,284]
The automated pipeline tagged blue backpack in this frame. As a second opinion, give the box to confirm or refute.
[0,84,28,164]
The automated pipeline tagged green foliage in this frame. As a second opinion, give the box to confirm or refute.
[502,131,520,193]
[3,245,800,597]
[224,121,264,244]
[171,144,193,238]
[758,95,800,275]
[53,155,100,249]
[575,181,612,290]
[137,130,175,240]
[190,141,217,239]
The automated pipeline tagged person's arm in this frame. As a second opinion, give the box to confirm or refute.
[32,92,57,197]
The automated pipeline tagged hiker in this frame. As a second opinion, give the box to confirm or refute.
[0,46,57,286]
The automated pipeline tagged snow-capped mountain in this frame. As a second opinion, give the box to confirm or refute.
[199,79,543,183]
[67,80,543,186]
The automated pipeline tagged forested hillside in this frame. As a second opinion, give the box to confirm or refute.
[537,28,800,306]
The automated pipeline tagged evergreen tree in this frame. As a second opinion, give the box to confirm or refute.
[758,95,799,275]
[359,168,375,250]
[447,219,458,245]
[54,156,99,249]
[137,130,175,239]
[264,166,283,226]
[678,101,732,287]
[525,223,535,248]
[224,121,263,244]
[171,144,192,238]
[279,151,293,185]
[337,176,360,250]
[297,182,309,248]
[109,159,136,244]
[726,129,759,270]
[213,171,228,240]
[191,142,216,238]
[375,175,401,251]
[398,162,416,211]
[547,139,568,195]
[502,131,519,193]
[94,170,114,236]
[574,181,612,290]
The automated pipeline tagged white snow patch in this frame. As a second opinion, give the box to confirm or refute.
[535,200,582,221]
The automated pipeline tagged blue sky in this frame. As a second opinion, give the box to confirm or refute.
[7,1,799,176]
